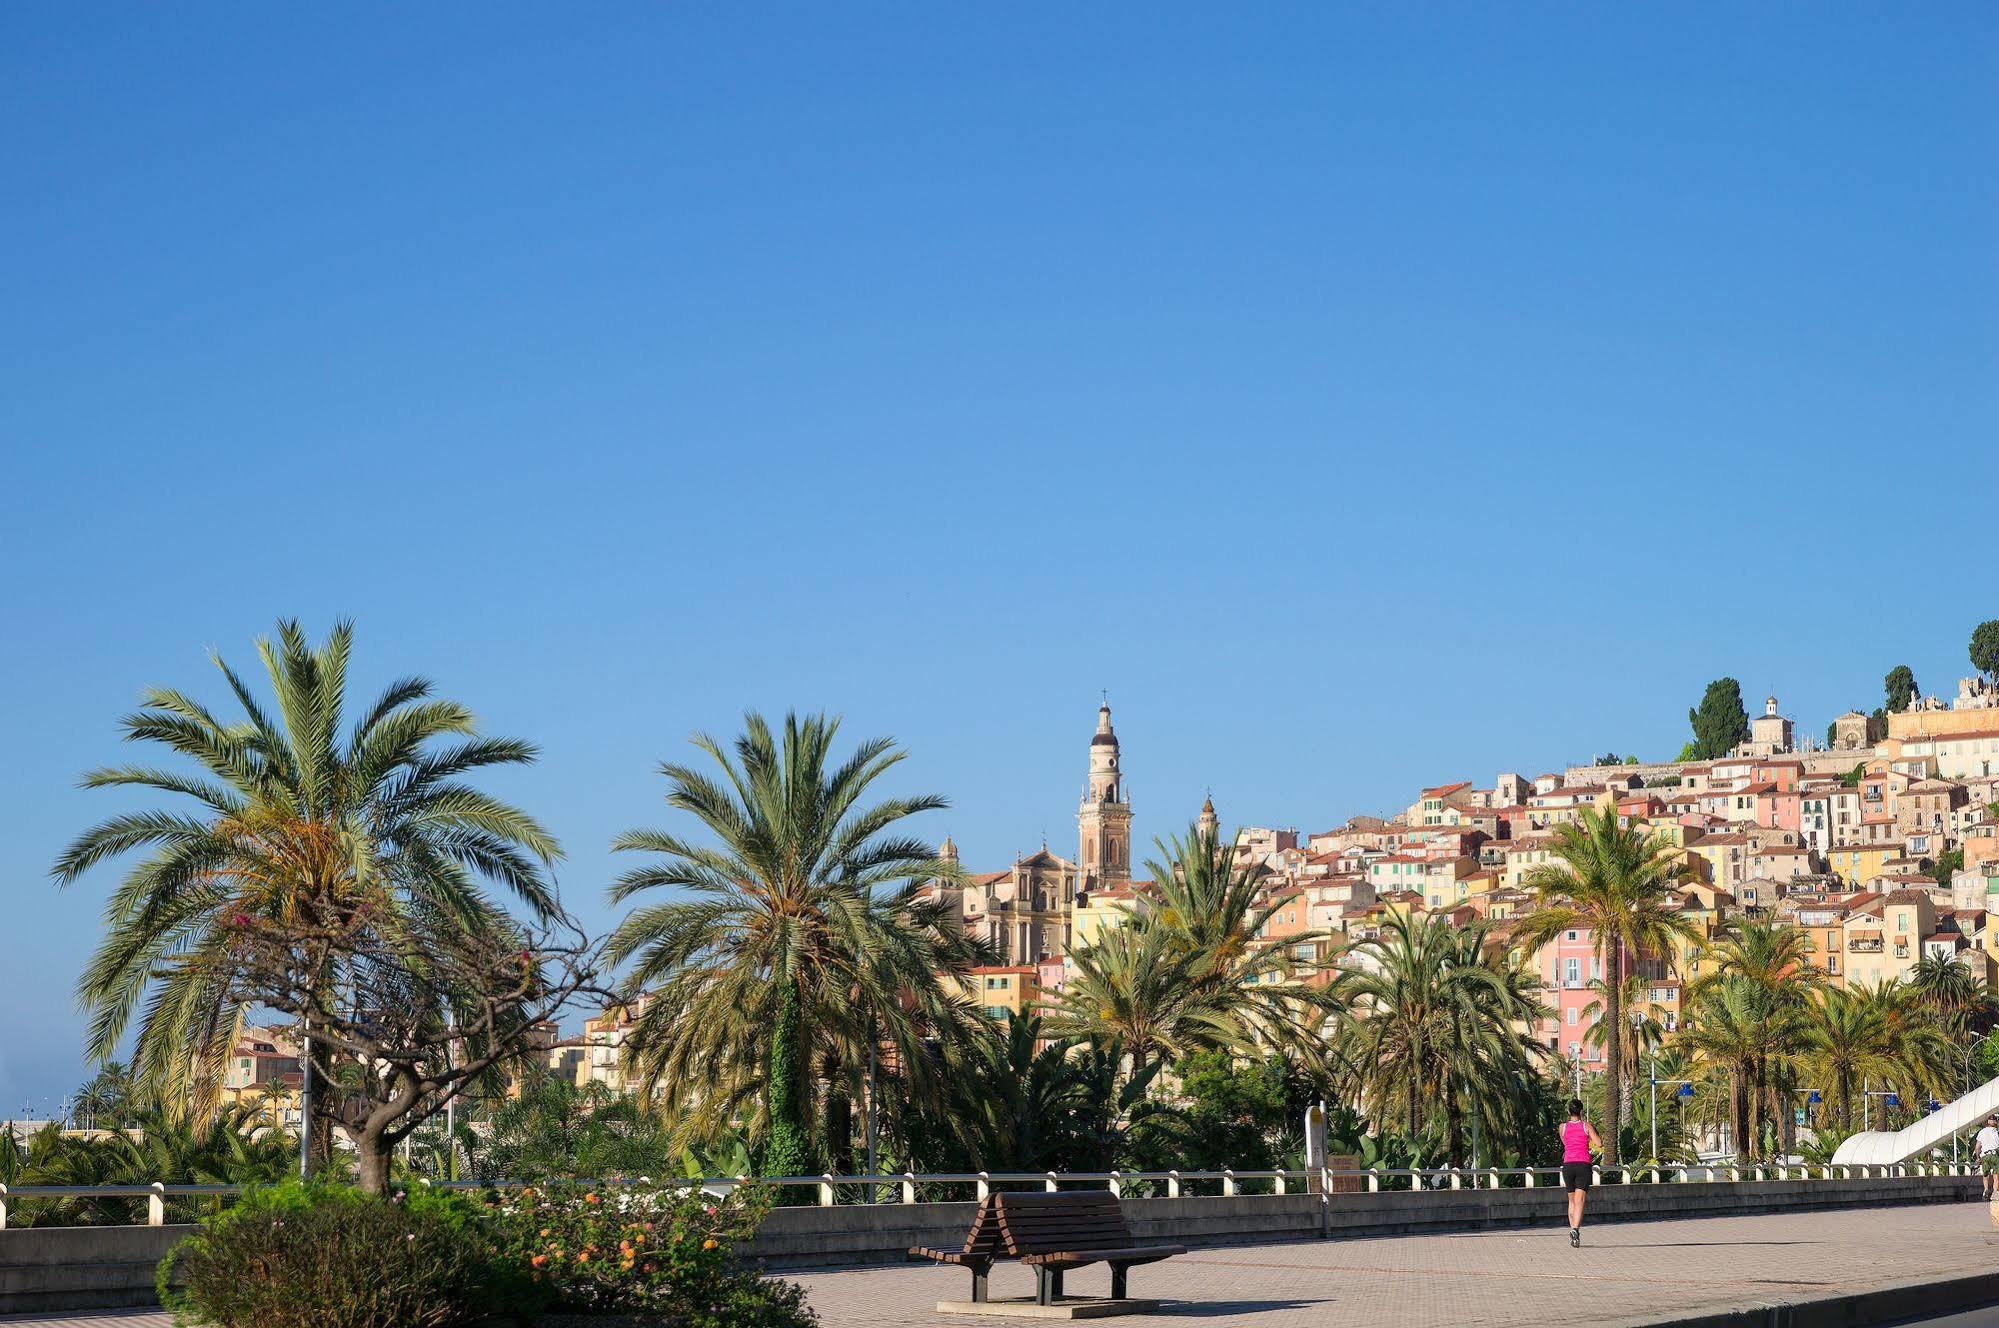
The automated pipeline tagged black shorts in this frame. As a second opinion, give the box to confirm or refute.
[1562,1163,1592,1192]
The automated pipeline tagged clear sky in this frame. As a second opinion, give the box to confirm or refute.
[2,6,1994,1113]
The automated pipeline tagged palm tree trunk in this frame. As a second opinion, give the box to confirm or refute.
[764,977,813,1181]
[1603,941,1624,1165]
[1733,1074,1751,1165]
[824,1056,854,1178]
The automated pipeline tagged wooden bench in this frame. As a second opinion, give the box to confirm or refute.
[915,1190,1185,1306]
[911,1195,1007,1302]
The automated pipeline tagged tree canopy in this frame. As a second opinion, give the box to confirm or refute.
[1884,664,1919,714]
[1687,678,1750,760]
[1971,620,1999,684]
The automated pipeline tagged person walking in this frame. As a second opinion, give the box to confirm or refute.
[1561,1099,1603,1247]
[1976,1117,1999,1201]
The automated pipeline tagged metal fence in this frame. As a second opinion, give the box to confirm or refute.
[0,1160,1973,1229]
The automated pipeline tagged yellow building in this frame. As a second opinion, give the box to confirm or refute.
[1828,843,1901,888]
[949,965,1041,1020]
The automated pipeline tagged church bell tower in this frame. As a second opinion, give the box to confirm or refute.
[1077,701,1133,894]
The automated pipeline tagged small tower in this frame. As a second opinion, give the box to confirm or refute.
[939,835,958,865]
[1766,695,1780,718]
[1197,792,1219,843]
[1077,701,1133,892]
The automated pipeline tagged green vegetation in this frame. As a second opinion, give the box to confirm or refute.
[1972,620,1999,684]
[1329,913,1545,1168]
[1519,809,1701,1164]
[53,620,566,1192]
[1885,664,1919,714]
[159,1180,810,1328]
[604,712,984,1180]
[0,1107,296,1227]
[1687,678,1750,760]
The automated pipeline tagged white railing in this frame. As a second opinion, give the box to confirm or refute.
[0,1160,1973,1228]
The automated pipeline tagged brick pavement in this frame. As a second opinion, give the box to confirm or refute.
[4,1201,1996,1326]
[788,1199,1999,1326]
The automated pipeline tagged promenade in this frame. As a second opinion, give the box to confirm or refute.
[6,1202,1997,1327]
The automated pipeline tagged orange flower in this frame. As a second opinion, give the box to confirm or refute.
[530,1255,548,1269]
[702,1238,719,1250]
[585,1192,601,1204]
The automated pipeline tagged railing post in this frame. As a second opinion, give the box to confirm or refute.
[0,1183,8,1230]
[1108,1170,1121,1198]
[1448,1169,1461,1191]
[1222,1169,1237,1197]
[1274,1171,1287,1195]
[818,1175,835,1207]
[1166,1170,1181,1198]
[1523,1169,1535,1188]
[148,1182,166,1227]
[1045,1171,1059,1193]
[976,1172,991,1201]
[1591,1167,1602,1188]
[1368,1168,1381,1193]
[901,1173,916,1204]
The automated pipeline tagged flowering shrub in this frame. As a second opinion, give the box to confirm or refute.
[486,1181,813,1327]
[159,1182,505,1328]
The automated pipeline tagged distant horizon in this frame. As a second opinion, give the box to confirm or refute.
[4,5,1993,1111]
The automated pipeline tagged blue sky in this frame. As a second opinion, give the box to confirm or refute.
[2,6,1994,1112]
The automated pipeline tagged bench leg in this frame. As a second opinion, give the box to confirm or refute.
[1110,1264,1128,1300]
[1036,1267,1065,1305]
[971,1263,989,1303]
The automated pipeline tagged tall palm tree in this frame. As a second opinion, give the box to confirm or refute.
[1678,975,1799,1161]
[605,711,984,1178]
[1141,827,1331,1057]
[1691,918,1825,1152]
[1581,973,1670,1089]
[53,620,560,1118]
[1040,916,1202,1078]
[1690,918,1826,1004]
[1518,808,1699,1164]
[1329,912,1547,1165]
[1798,985,1903,1136]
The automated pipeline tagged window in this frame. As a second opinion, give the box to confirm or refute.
[1563,958,1582,988]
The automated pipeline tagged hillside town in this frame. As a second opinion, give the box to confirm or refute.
[476,671,1999,1101]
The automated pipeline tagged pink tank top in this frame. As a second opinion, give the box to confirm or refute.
[1562,1120,1591,1164]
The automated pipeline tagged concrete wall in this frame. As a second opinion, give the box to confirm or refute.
[0,1222,191,1314]
[2,1175,1977,1311]
[747,1173,1977,1268]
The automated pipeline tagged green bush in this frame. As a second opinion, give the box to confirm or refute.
[485,1181,813,1327]
[159,1182,505,1328]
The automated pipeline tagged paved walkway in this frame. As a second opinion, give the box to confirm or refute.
[6,1201,1998,1326]
[791,1200,1999,1326]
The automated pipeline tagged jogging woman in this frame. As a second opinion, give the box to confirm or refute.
[1560,1099,1602,1247]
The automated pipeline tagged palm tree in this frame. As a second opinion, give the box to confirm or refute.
[1690,918,1826,1004]
[1691,918,1825,1152]
[1142,828,1331,1057]
[53,620,560,1125]
[1040,917,1202,1078]
[1909,953,1985,1028]
[1581,973,1670,1089]
[1329,912,1547,1165]
[1798,985,1904,1136]
[1678,975,1796,1161]
[1518,808,1699,1164]
[605,711,984,1179]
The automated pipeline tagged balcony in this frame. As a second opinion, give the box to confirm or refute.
[1847,936,1883,954]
